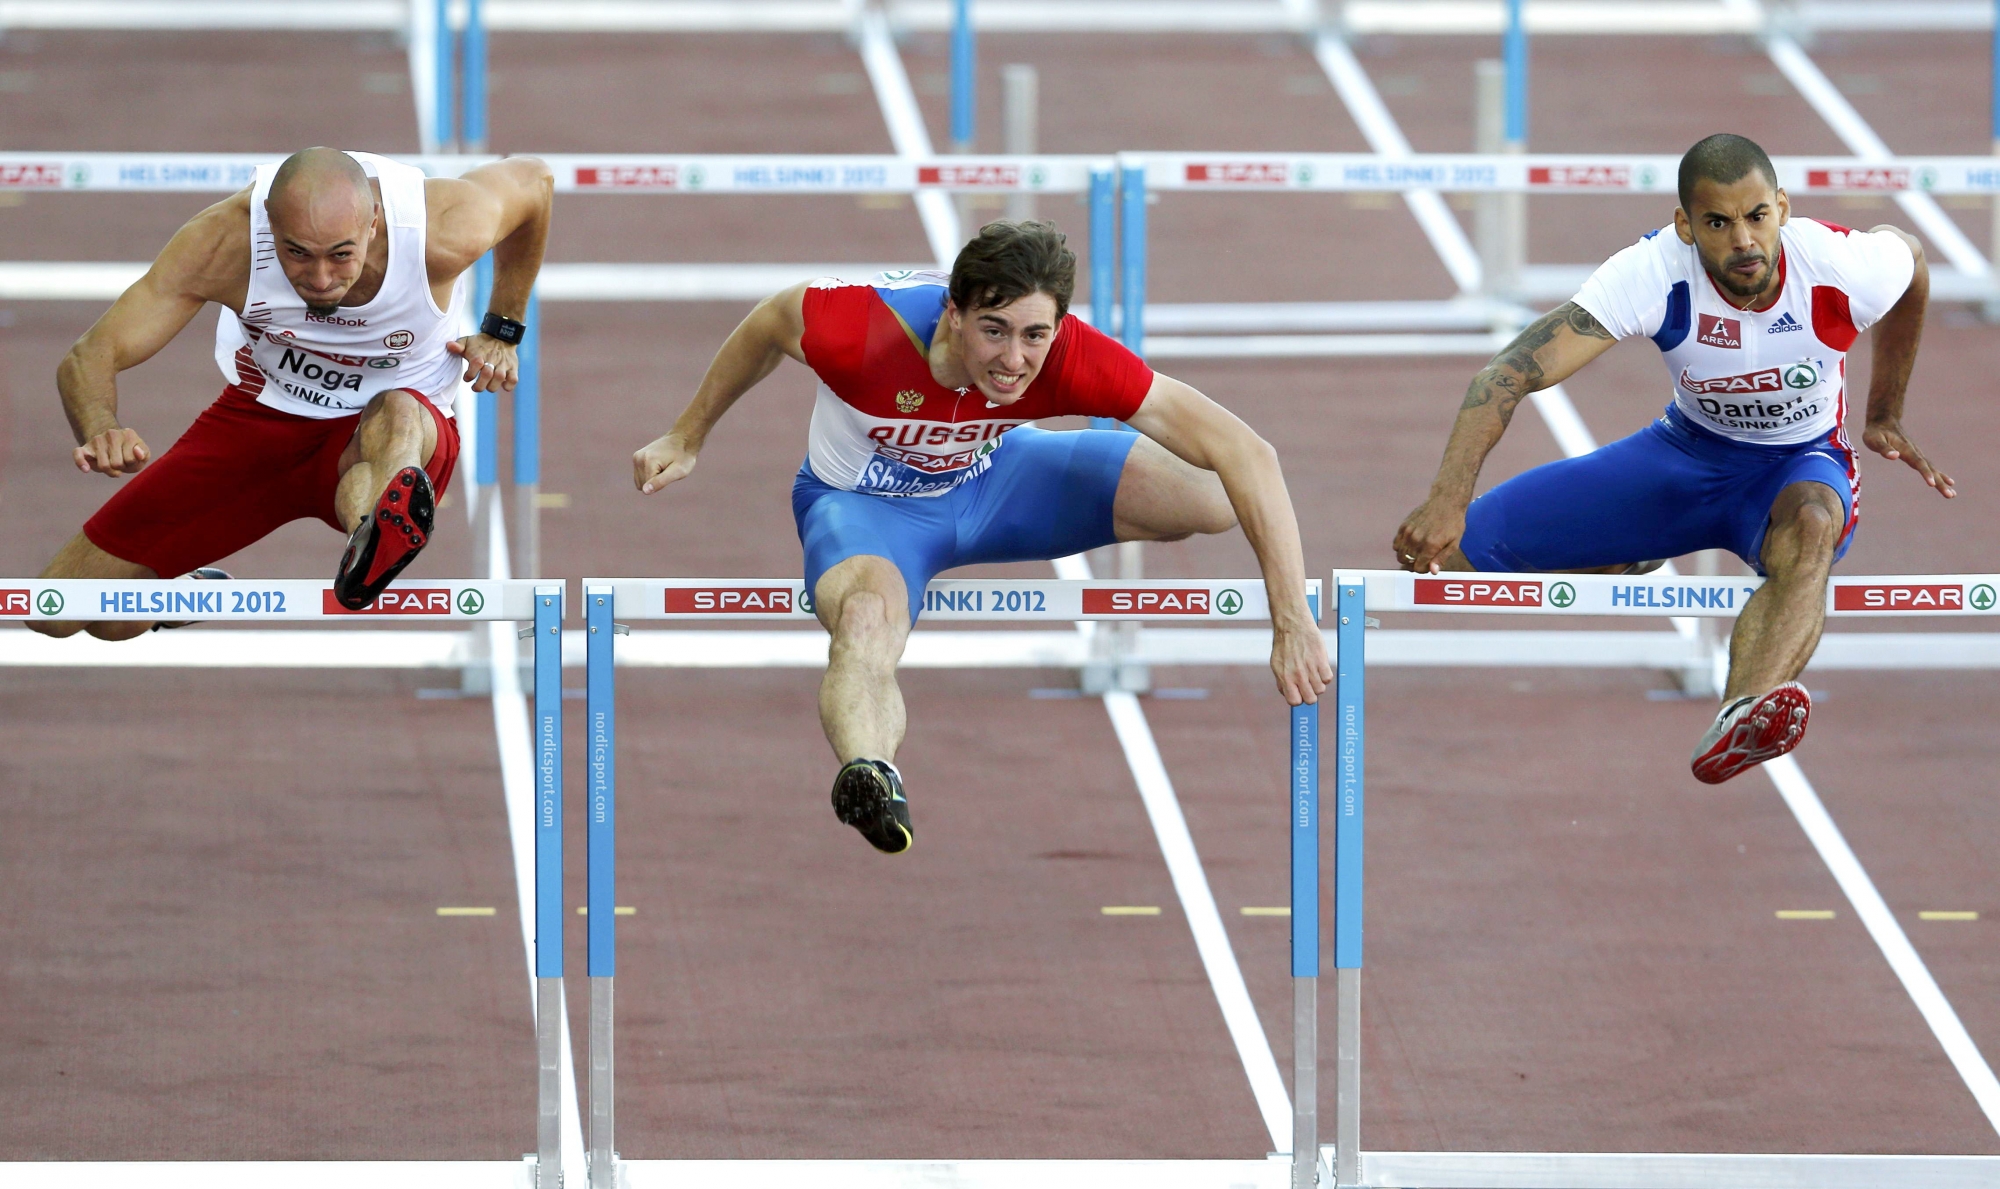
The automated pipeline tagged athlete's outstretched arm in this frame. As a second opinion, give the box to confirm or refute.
[1857,228,1951,498]
[633,283,809,494]
[58,193,248,477]
[429,157,555,393]
[1126,376,1332,705]
[1393,302,1619,572]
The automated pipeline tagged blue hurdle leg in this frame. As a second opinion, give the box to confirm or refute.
[1333,581,1368,1187]
[585,586,619,1188]
[532,585,565,1189]
[1291,699,1322,1189]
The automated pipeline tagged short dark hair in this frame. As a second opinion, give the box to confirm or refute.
[949,220,1076,322]
[1678,133,1779,214]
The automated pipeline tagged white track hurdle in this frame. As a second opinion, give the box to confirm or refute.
[1317,569,2000,1189]
[9,578,598,1188]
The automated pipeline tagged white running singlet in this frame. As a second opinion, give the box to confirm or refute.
[214,151,469,420]
[1573,217,1914,447]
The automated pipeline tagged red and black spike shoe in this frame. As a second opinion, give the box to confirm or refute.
[333,466,435,611]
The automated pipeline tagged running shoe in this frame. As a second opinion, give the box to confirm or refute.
[333,466,434,611]
[831,758,913,854]
[1690,682,1811,784]
[151,566,234,631]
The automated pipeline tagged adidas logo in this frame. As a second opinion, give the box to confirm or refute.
[1768,311,1804,334]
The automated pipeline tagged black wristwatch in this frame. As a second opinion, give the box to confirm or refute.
[481,311,527,344]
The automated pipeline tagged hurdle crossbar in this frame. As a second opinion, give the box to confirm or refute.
[1349,569,2000,618]
[4,578,538,621]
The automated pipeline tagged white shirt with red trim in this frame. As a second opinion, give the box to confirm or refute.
[797,271,1154,496]
[213,151,469,420]
[1573,217,1915,446]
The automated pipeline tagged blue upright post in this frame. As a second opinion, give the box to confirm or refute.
[1331,580,1367,1187]
[950,0,975,152]
[1503,0,1527,147]
[1088,167,1120,430]
[461,0,487,154]
[532,584,564,1189]
[585,585,617,1188]
[514,287,542,577]
[1119,162,1146,360]
[433,0,456,153]
[1289,697,1321,1189]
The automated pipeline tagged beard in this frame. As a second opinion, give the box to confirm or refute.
[305,301,340,317]
[1706,249,1774,301]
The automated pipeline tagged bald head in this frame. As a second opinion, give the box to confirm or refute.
[266,148,380,313]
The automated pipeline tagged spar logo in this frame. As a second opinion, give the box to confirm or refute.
[1081,588,1219,615]
[918,163,1022,188]
[1414,578,1543,607]
[575,164,680,189]
[665,586,805,614]
[0,589,30,615]
[0,162,64,188]
[1184,162,1289,186]
[321,588,455,615]
[1680,366,1781,395]
[36,589,63,616]
[1833,584,1964,612]
[1973,584,1998,611]
[1528,164,1631,188]
[1549,582,1576,608]
[1697,314,1741,349]
[456,589,485,615]
[1808,166,1909,192]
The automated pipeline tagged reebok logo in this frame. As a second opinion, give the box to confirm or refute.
[1768,312,1804,334]
[1697,314,1742,349]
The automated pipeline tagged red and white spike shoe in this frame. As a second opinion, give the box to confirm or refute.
[1690,682,1812,785]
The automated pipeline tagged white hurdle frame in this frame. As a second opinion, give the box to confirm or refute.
[6,578,591,1185]
[1319,568,2000,1189]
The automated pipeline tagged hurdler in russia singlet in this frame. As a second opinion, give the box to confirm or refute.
[213,150,469,420]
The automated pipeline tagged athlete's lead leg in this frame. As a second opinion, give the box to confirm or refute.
[1725,480,1844,700]
[813,554,912,762]
[333,388,437,532]
[813,555,916,853]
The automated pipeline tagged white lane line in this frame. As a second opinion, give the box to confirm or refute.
[1314,32,1483,293]
[1103,690,1294,1152]
[857,6,963,265]
[483,501,589,1179]
[1763,755,2000,1134]
[1766,34,1992,278]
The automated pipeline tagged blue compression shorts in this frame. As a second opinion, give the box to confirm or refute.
[1459,406,1858,575]
[793,425,1139,622]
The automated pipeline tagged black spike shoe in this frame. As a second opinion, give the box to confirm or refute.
[831,759,913,854]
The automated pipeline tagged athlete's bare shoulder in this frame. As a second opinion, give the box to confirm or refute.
[151,186,254,311]
[422,158,554,283]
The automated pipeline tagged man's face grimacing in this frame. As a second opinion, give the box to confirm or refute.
[1675,172,1789,305]
[267,191,380,316]
[946,291,1061,405]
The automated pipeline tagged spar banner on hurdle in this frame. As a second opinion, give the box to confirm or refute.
[2,579,540,620]
[1341,570,2000,617]
[12,151,2000,196]
[0,153,1107,194]
[600,578,1320,621]
[1135,152,2000,195]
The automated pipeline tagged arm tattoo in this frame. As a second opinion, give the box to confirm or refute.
[1458,302,1607,420]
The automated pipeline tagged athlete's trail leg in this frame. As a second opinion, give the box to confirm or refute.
[334,389,437,532]
[30,533,156,641]
[814,555,912,763]
[1111,436,1237,541]
[1724,480,1843,699]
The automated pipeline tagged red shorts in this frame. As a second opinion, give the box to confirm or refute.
[84,385,460,578]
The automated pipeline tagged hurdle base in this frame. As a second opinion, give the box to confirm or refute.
[1080,660,1150,694]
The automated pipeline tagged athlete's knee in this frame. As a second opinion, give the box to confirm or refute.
[831,590,904,660]
[1781,497,1841,555]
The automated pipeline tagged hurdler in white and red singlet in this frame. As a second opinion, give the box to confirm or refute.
[86,151,464,579]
